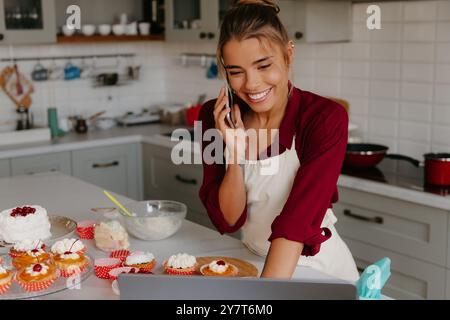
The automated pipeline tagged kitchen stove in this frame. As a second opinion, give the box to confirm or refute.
[342,158,450,197]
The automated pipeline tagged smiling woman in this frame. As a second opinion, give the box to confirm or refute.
[198,0,359,283]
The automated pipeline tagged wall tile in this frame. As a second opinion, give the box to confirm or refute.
[371,23,402,42]
[437,22,450,41]
[294,59,315,76]
[437,0,450,21]
[315,60,340,77]
[369,99,399,118]
[433,125,450,145]
[370,61,401,80]
[352,23,371,42]
[341,78,370,97]
[435,84,450,104]
[400,101,432,122]
[344,96,369,116]
[353,3,369,23]
[314,77,340,97]
[403,1,437,21]
[314,44,342,59]
[370,80,400,99]
[401,82,434,103]
[436,43,450,63]
[403,23,436,42]
[398,140,431,159]
[402,43,435,62]
[402,63,434,82]
[436,64,450,83]
[433,105,450,125]
[367,134,398,152]
[342,61,370,78]
[369,117,397,138]
[342,43,370,60]
[379,1,404,22]
[371,43,402,61]
[399,121,431,142]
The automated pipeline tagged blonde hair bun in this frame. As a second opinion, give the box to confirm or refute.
[232,0,280,13]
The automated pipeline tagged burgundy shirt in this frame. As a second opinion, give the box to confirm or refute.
[198,86,348,256]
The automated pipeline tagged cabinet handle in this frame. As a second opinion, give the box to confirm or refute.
[199,32,206,39]
[175,174,197,185]
[295,31,303,40]
[207,32,215,39]
[92,161,119,169]
[343,209,383,224]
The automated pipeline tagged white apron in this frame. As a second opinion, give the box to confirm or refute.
[235,136,359,282]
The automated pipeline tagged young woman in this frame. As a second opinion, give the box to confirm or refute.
[199,0,359,282]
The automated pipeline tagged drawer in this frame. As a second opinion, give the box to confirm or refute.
[150,154,205,213]
[344,237,446,300]
[72,144,140,199]
[0,159,10,178]
[11,152,71,176]
[335,187,448,266]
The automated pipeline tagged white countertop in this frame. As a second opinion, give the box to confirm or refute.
[1,124,449,211]
[0,172,341,300]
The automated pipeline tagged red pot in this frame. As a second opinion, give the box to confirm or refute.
[424,153,450,187]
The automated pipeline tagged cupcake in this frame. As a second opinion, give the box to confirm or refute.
[163,253,197,276]
[9,239,46,259]
[52,251,89,278]
[0,265,13,295]
[51,238,86,256]
[12,247,51,270]
[200,259,238,277]
[123,252,156,273]
[15,262,59,292]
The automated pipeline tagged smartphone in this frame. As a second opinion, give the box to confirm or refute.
[220,56,236,129]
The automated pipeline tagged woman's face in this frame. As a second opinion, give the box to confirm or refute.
[222,37,292,114]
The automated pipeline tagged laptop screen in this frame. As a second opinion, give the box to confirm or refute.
[117,274,357,300]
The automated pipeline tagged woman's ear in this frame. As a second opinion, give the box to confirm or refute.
[287,41,295,67]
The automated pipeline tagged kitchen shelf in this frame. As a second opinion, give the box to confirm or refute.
[57,34,165,43]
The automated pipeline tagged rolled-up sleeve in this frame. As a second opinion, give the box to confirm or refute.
[268,102,348,256]
[198,100,247,234]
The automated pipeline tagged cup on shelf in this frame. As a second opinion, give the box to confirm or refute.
[82,24,96,36]
[138,22,150,35]
[98,24,111,36]
[62,25,76,36]
[112,24,125,36]
[126,22,138,35]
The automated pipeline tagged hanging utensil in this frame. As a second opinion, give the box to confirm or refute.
[14,63,23,95]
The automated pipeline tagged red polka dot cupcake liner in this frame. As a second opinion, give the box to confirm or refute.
[108,267,140,281]
[163,261,197,276]
[0,280,12,295]
[15,272,59,293]
[76,221,96,239]
[94,258,122,279]
[109,250,131,262]
[59,261,89,278]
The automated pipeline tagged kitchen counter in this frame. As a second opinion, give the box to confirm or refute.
[0,172,341,300]
[1,124,449,210]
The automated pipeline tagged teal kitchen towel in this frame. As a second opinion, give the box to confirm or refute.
[356,257,391,300]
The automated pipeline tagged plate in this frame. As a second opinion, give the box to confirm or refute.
[195,256,259,277]
[0,254,93,300]
[0,215,77,252]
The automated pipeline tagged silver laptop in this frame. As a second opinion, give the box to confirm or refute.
[117,274,357,300]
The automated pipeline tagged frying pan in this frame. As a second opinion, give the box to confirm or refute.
[345,143,450,186]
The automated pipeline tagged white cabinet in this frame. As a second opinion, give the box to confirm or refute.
[279,0,352,43]
[72,144,141,200]
[0,0,56,44]
[11,152,71,176]
[336,185,450,300]
[0,159,10,177]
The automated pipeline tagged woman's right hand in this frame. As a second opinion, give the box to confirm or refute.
[213,87,246,164]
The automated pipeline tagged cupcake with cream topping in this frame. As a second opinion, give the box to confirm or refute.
[15,262,58,292]
[52,239,89,277]
[163,253,197,275]
[200,259,238,277]
[0,265,13,295]
[12,246,51,270]
[9,239,46,259]
[51,238,86,256]
[123,252,156,273]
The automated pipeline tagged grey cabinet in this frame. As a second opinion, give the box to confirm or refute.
[345,237,446,300]
[0,0,56,44]
[0,158,10,177]
[279,0,352,43]
[335,186,450,300]
[72,143,141,200]
[11,152,71,176]
[165,0,230,42]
